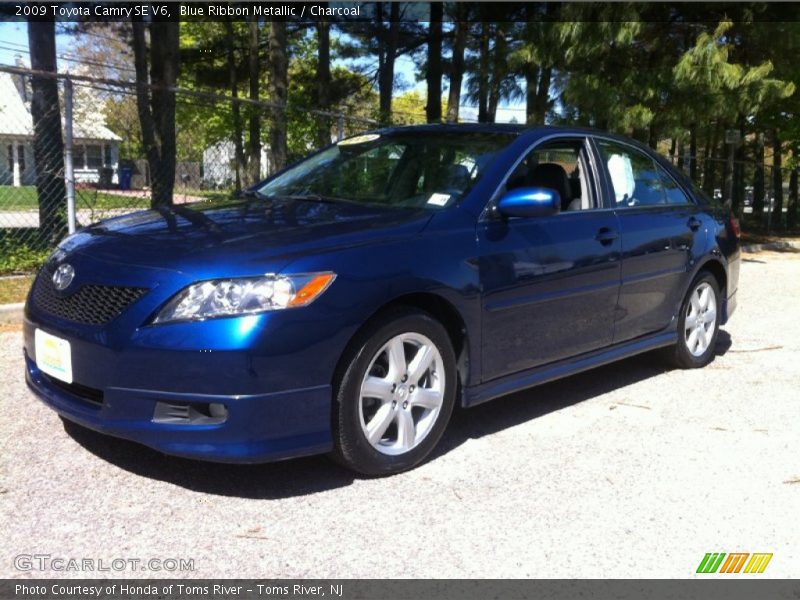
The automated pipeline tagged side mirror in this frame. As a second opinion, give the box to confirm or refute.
[496,187,560,219]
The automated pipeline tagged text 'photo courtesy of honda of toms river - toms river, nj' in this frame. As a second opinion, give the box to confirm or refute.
[24,125,740,476]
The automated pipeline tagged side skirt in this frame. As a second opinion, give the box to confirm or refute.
[463,330,677,408]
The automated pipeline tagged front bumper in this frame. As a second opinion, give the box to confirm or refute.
[25,352,333,462]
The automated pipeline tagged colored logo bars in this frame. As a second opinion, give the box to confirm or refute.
[696,553,773,574]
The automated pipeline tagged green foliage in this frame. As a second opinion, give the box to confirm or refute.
[0,236,49,275]
[285,34,379,156]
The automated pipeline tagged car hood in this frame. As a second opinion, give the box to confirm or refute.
[60,198,433,276]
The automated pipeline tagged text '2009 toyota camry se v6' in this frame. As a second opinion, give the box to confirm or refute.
[24,125,740,475]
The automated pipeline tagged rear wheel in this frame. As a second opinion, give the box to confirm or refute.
[332,308,456,475]
[666,272,721,369]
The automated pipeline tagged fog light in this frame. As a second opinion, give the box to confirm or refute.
[209,402,228,419]
[153,401,229,425]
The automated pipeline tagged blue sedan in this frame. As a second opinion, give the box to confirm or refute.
[23,125,740,475]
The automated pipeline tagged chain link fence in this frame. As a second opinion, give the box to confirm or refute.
[0,64,380,275]
[2,64,798,277]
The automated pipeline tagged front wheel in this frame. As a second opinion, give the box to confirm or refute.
[332,308,457,476]
[666,272,721,369]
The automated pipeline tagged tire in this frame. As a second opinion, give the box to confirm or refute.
[331,307,457,476]
[665,271,721,369]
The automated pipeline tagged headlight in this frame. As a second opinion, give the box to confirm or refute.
[153,272,336,324]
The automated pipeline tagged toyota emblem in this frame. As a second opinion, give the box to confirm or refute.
[52,263,75,291]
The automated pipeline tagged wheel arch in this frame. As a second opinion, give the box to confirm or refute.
[332,291,471,405]
[688,256,729,323]
[696,257,727,296]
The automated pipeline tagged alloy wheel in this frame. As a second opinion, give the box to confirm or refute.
[684,281,717,357]
[358,332,445,456]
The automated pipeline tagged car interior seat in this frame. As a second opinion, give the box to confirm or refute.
[526,163,576,212]
[439,164,472,192]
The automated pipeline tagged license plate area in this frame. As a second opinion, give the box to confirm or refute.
[35,328,73,384]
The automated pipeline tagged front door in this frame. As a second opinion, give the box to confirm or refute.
[478,137,622,382]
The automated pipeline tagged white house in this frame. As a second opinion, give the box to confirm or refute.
[0,68,122,187]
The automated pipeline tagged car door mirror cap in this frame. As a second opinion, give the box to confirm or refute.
[496,187,561,219]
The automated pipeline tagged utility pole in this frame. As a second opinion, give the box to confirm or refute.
[64,78,76,234]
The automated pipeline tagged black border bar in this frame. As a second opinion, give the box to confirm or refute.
[3,580,800,600]
[4,2,800,23]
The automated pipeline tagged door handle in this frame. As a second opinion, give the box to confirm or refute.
[595,227,619,246]
[687,217,702,231]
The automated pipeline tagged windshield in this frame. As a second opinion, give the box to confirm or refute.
[256,132,514,209]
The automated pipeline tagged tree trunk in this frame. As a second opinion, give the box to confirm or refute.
[731,119,747,215]
[445,7,467,123]
[533,66,551,125]
[772,130,783,229]
[647,122,658,150]
[477,22,490,123]
[27,20,67,244]
[487,25,505,123]
[788,146,798,230]
[702,121,720,195]
[267,22,288,173]
[132,21,178,208]
[752,132,765,216]
[689,122,698,181]
[525,64,540,125]
[708,126,727,198]
[378,3,400,124]
[425,2,443,123]
[224,19,245,192]
[315,15,331,147]
[246,20,262,184]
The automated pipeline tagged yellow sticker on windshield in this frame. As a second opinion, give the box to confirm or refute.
[338,134,381,146]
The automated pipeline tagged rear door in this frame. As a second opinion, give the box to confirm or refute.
[594,138,706,343]
[477,136,622,381]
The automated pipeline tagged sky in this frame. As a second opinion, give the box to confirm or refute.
[0,21,526,123]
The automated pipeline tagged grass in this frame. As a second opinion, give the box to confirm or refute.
[0,186,150,210]
[0,275,33,304]
[0,185,233,211]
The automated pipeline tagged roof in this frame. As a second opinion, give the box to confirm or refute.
[0,70,32,136]
[0,70,121,142]
[370,123,659,153]
[376,123,532,136]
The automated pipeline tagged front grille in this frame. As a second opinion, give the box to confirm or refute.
[32,265,148,325]
[42,373,104,406]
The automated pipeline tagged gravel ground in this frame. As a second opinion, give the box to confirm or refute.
[1,251,798,579]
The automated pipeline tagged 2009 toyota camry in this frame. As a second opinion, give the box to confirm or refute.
[24,125,740,475]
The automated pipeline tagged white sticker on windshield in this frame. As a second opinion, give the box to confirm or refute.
[338,134,381,146]
[427,193,451,207]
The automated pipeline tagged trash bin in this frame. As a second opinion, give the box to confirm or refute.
[118,167,133,190]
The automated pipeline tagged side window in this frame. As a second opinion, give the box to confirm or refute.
[657,164,692,205]
[597,140,666,207]
[506,138,594,211]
